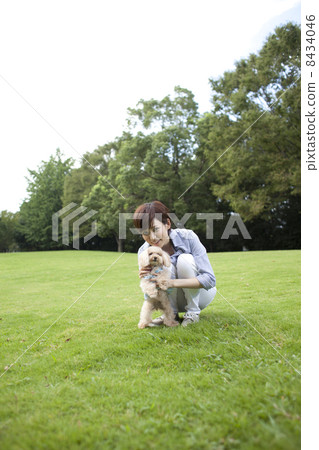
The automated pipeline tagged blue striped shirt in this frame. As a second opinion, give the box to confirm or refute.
[138,228,216,290]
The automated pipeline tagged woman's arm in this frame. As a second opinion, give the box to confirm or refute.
[167,278,203,289]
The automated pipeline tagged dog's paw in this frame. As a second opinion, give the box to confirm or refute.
[145,288,158,298]
[158,280,169,290]
[164,320,180,327]
[138,321,150,329]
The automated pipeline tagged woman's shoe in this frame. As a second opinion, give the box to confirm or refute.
[181,312,199,327]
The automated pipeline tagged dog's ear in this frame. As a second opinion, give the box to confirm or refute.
[139,248,150,268]
[162,251,171,267]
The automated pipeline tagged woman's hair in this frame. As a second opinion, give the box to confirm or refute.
[133,201,170,231]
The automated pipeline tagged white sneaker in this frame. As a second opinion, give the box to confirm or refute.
[181,312,199,327]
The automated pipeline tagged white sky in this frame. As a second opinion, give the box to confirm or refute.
[0,0,300,213]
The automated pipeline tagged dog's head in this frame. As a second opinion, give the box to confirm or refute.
[139,246,171,268]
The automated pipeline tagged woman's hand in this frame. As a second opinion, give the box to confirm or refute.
[138,265,152,279]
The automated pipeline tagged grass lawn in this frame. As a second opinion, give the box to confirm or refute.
[0,250,300,449]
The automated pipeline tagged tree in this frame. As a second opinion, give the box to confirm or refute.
[17,149,74,250]
[0,211,19,252]
[62,147,108,207]
[82,133,150,252]
[196,23,301,248]
[127,85,199,198]
[84,87,203,251]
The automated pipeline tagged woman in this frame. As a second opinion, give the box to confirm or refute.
[133,201,217,327]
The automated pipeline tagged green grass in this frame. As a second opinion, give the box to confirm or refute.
[0,250,300,449]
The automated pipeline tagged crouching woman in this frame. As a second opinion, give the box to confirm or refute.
[133,201,217,327]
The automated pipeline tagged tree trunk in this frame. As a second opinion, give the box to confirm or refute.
[115,235,124,252]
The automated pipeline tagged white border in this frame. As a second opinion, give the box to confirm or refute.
[301,0,319,448]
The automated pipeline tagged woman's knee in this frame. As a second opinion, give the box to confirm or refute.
[199,286,217,310]
[176,254,197,278]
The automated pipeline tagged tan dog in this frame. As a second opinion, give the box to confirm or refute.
[138,246,179,329]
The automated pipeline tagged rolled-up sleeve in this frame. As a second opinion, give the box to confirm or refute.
[189,231,216,290]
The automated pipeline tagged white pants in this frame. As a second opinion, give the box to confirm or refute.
[168,254,216,315]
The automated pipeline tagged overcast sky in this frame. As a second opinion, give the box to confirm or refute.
[0,0,300,213]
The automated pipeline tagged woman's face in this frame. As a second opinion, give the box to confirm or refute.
[141,218,170,247]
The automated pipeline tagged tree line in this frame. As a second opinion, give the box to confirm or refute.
[0,23,300,253]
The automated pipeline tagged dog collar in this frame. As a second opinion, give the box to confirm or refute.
[143,267,172,294]
[143,267,163,280]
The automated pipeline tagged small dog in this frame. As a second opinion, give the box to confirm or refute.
[138,246,179,329]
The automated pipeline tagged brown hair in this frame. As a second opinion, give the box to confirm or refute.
[133,201,171,231]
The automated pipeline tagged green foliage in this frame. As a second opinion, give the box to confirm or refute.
[0,250,300,449]
[62,147,109,207]
[85,24,300,251]
[125,86,200,203]
[16,149,74,250]
[199,23,300,223]
[127,85,199,130]
[0,211,19,252]
[210,23,300,116]
[84,88,203,251]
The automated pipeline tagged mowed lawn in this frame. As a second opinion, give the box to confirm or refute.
[0,250,300,449]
